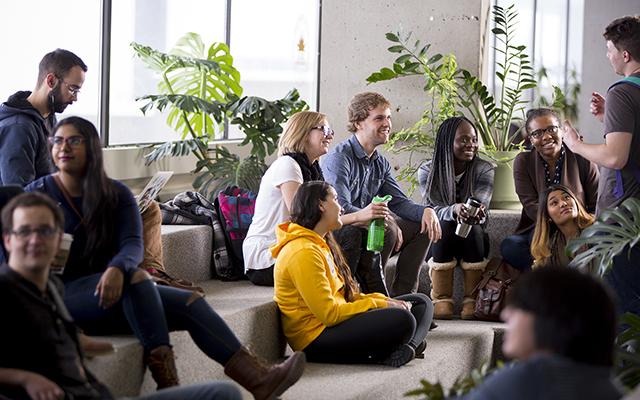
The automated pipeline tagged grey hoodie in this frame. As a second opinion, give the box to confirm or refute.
[0,91,55,186]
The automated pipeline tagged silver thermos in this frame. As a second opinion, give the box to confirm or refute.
[455,197,482,238]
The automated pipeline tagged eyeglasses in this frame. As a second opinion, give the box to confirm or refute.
[56,76,81,96]
[49,136,85,147]
[529,125,560,139]
[10,226,58,239]
[312,125,335,138]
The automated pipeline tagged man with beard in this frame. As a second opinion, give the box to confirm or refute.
[0,49,86,186]
[322,92,441,297]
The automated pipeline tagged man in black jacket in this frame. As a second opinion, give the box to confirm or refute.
[0,49,86,186]
[0,192,241,400]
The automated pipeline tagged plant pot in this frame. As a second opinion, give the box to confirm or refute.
[489,150,522,210]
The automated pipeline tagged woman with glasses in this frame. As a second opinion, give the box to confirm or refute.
[25,116,306,398]
[530,184,595,268]
[243,111,335,286]
[500,108,599,271]
[273,181,433,367]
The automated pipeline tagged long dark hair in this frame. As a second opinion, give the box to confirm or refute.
[54,116,116,260]
[424,116,480,206]
[290,181,360,302]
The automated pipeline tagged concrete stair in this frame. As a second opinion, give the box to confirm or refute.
[85,210,519,399]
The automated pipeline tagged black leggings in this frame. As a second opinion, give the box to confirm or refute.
[303,293,433,364]
[431,220,486,263]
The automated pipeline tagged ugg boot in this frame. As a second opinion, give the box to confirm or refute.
[224,347,306,400]
[144,345,180,389]
[428,258,456,320]
[460,259,489,320]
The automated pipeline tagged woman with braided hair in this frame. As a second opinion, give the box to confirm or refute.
[418,116,495,320]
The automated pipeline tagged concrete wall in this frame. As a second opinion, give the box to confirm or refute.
[579,0,638,144]
[318,0,490,200]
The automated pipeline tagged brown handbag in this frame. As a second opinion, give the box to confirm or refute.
[473,258,521,321]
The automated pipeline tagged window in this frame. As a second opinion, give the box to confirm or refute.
[490,0,583,108]
[0,0,320,146]
[0,1,101,127]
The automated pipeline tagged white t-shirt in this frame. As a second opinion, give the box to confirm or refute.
[243,156,303,272]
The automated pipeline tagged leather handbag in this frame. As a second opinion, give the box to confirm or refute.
[473,258,521,321]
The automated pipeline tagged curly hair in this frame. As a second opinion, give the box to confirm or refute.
[347,92,390,133]
[604,15,640,61]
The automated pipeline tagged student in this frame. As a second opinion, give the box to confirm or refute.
[272,181,434,367]
[458,267,620,400]
[502,108,598,271]
[243,111,333,286]
[564,15,640,213]
[563,15,640,317]
[0,192,242,400]
[322,92,441,296]
[530,185,595,268]
[418,116,494,320]
[25,116,305,398]
[0,49,86,186]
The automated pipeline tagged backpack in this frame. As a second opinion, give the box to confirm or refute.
[214,186,257,280]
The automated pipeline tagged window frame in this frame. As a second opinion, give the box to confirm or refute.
[98,0,322,147]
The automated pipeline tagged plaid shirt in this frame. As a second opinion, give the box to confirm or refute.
[159,191,230,276]
[418,158,495,222]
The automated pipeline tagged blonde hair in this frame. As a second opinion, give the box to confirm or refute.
[277,111,327,156]
[347,92,390,133]
[531,185,595,268]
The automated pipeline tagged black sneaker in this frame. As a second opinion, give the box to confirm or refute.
[414,339,427,359]
[380,344,415,367]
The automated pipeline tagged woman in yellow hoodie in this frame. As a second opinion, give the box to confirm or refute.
[272,181,434,367]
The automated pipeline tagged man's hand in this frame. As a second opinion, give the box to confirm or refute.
[78,333,115,357]
[95,267,124,309]
[23,371,64,400]
[356,202,389,223]
[421,207,441,242]
[562,120,583,153]
[590,92,605,123]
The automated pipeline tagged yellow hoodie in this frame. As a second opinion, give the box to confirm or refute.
[270,222,388,351]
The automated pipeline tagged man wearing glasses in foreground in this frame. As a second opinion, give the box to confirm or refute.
[0,48,86,186]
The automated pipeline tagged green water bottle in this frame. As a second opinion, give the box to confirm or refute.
[366,195,392,252]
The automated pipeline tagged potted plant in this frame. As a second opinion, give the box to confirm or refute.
[566,197,640,392]
[366,4,536,208]
[131,32,307,199]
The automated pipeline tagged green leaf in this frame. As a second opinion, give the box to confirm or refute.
[387,45,405,53]
[385,32,400,42]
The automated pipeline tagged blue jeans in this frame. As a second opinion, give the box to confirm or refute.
[134,381,241,400]
[64,272,241,364]
[500,228,534,271]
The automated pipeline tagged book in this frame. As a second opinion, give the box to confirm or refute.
[136,171,173,213]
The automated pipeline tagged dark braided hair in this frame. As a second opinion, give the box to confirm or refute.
[424,116,479,206]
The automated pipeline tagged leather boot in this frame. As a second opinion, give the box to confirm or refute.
[461,259,488,320]
[428,258,456,320]
[224,347,306,400]
[144,345,180,389]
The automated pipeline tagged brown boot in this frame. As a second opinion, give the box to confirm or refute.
[224,347,306,400]
[460,259,488,320]
[428,258,456,320]
[144,345,180,389]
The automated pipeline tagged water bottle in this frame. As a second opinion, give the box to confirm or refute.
[455,197,482,238]
[366,195,392,252]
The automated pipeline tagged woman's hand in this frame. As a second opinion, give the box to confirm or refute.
[95,267,124,309]
[23,371,64,400]
[387,299,412,311]
[456,203,486,225]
